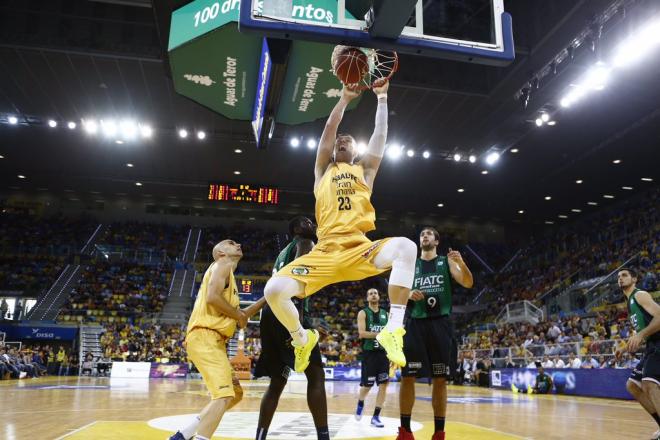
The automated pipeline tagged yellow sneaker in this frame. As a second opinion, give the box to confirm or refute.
[376,327,406,367]
[293,329,319,372]
[511,383,519,393]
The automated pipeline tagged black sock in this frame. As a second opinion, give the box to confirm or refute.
[373,407,381,418]
[652,413,660,428]
[256,427,268,440]
[434,417,446,433]
[317,426,330,440]
[401,414,412,432]
[357,400,364,408]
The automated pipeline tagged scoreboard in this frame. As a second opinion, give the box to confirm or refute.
[207,183,279,205]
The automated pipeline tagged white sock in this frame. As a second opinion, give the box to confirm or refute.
[386,304,406,331]
[193,436,209,440]
[290,325,308,346]
[180,415,201,439]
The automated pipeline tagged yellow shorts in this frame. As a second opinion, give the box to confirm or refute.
[185,328,241,400]
[275,234,391,297]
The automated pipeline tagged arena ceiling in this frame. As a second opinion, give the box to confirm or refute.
[0,0,658,226]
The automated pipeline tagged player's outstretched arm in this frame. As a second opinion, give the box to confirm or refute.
[447,248,474,288]
[242,297,267,319]
[315,85,361,187]
[628,290,660,352]
[361,80,389,189]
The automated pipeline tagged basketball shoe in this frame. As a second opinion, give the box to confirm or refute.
[376,327,406,367]
[293,329,319,372]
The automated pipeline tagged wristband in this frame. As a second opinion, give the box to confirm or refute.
[377,93,388,100]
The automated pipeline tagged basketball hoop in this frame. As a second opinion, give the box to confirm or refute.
[331,45,399,91]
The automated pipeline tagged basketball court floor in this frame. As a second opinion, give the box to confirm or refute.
[1,376,654,439]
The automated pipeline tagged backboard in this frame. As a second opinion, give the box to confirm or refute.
[239,0,515,66]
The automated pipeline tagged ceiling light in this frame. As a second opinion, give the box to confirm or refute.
[8,116,18,125]
[612,159,621,164]
[547,121,556,126]
[603,194,615,199]
[386,144,402,160]
[407,149,415,157]
[290,138,300,148]
[307,139,317,149]
[115,140,124,144]
[357,142,367,155]
[457,188,465,193]
[468,155,476,163]
[571,209,582,213]
[453,153,461,162]
[139,124,153,138]
[481,170,488,175]
[584,62,610,90]
[510,148,519,153]
[422,151,430,159]
[622,186,633,190]
[234,149,242,154]
[101,119,117,137]
[68,121,77,129]
[588,202,598,206]
[135,182,142,186]
[48,120,57,128]
[541,113,550,122]
[0,155,4,159]
[641,177,653,182]
[83,119,98,134]
[119,119,137,139]
[518,210,524,214]
[612,21,660,68]
[126,163,134,168]
[197,131,206,140]
[545,196,552,200]
[560,98,571,108]
[17,175,25,179]
[535,118,543,127]
[545,221,554,225]
[234,170,241,175]
[558,215,568,219]
[437,203,444,207]
[178,129,188,138]
[485,152,500,165]
[576,179,583,184]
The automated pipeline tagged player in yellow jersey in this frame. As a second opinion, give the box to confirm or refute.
[264,80,417,372]
[168,239,265,440]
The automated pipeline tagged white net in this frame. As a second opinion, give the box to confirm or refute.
[331,45,398,90]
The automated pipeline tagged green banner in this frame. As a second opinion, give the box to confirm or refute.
[170,24,262,120]
[169,0,241,51]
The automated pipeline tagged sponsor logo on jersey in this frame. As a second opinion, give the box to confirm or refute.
[361,241,381,259]
[291,267,310,275]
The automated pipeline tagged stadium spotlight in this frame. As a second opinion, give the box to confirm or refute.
[547,121,557,126]
[119,120,138,139]
[481,170,488,175]
[541,113,550,122]
[457,188,465,193]
[357,142,367,155]
[641,177,653,182]
[386,144,402,160]
[584,62,610,90]
[48,120,57,128]
[83,119,98,135]
[8,116,18,125]
[437,203,444,207]
[613,19,660,68]
[17,175,26,179]
[68,121,77,130]
[545,196,552,200]
[485,151,500,165]
[101,119,117,137]
[178,129,188,138]
[422,151,431,159]
[535,118,543,127]
[453,153,461,162]
[197,131,206,140]
[135,182,143,187]
[407,149,415,157]
[510,148,519,153]
[139,124,153,138]
[307,138,317,149]
[468,155,476,163]
[290,137,300,148]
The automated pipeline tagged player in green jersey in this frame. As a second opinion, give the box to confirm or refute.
[255,217,329,440]
[620,267,660,440]
[355,288,390,427]
[397,227,473,440]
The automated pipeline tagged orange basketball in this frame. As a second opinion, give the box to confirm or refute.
[333,47,370,85]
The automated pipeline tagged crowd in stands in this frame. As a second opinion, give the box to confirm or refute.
[0,343,76,379]
[101,222,189,260]
[99,323,186,362]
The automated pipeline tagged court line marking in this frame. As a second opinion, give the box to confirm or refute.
[53,421,98,440]
[451,421,531,439]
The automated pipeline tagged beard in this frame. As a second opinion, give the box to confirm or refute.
[421,243,435,251]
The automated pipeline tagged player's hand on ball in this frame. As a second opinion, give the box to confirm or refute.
[410,290,424,301]
[627,334,643,352]
[372,79,389,95]
[237,310,248,329]
[342,84,361,100]
[447,248,463,264]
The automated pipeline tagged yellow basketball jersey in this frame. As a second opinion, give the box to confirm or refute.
[314,162,376,240]
[186,262,239,338]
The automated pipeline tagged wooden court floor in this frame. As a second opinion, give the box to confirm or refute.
[1,376,655,440]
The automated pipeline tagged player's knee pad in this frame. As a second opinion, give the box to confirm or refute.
[264,276,299,303]
[384,237,416,288]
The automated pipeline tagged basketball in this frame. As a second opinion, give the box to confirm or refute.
[332,47,370,85]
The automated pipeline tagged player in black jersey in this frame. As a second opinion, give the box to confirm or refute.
[254,217,328,440]
[355,288,390,427]
[397,227,473,440]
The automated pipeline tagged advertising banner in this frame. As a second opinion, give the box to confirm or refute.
[111,362,152,379]
[491,368,634,400]
[150,363,189,378]
[252,38,272,147]
[0,324,78,341]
